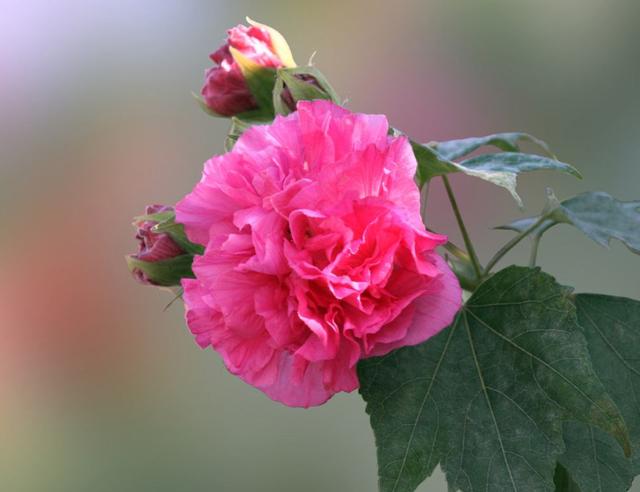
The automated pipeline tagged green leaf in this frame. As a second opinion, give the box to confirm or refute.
[409,139,580,206]
[455,152,580,207]
[434,132,554,161]
[557,294,640,491]
[358,267,630,492]
[498,191,640,255]
[407,140,447,187]
[125,254,195,287]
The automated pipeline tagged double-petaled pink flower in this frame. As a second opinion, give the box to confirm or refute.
[177,100,461,407]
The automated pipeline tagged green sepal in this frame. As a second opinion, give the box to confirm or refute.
[135,210,204,255]
[126,254,195,287]
[223,111,273,151]
[273,65,340,115]
[191,91,224,118]
[230,46,277,116]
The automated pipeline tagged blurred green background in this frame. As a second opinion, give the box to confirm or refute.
[2,1,639,490]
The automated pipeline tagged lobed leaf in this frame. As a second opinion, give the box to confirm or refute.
[409,139,579,206]
[358,267,630,492]
[498,191,640,255]
[434,132,554,161]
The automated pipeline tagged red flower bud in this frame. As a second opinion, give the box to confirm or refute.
[201,22,293,116]
[129,205,186,286]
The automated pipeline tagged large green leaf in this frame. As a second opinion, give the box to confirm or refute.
[434,132,553,161]
[498,191,640,255]
[408,139,580,206]
[358,267,630,492]
[557,294,640,491]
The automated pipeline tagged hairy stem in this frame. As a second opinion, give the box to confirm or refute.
[528,236,541,267]
[528,222,555,267]
[419,182,430,224]
[441,175,483,281]
[484,215,550,275]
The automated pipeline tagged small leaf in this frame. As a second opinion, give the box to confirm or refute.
[229,46,277,112]
[434,132,554,161]
[407,139,448,186]
[456,152,581,207]
[498,191,640,255]
[409,139,580,206]
[358,267,630,492]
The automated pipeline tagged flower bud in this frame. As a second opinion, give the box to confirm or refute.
[201,20,295,116]
[127,205,194,287]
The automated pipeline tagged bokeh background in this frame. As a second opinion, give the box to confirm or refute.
[2,0,639,490]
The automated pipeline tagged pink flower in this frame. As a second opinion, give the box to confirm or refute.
[177,100,462,407]
[129,205,185,285]
[201,23,286,116]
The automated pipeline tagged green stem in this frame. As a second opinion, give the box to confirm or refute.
[528,221,555,267]
[528,235,541,267]
[441,176,483,281]
[484,215,550,275]
[442,240,471,263]
[419,182,430,224]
